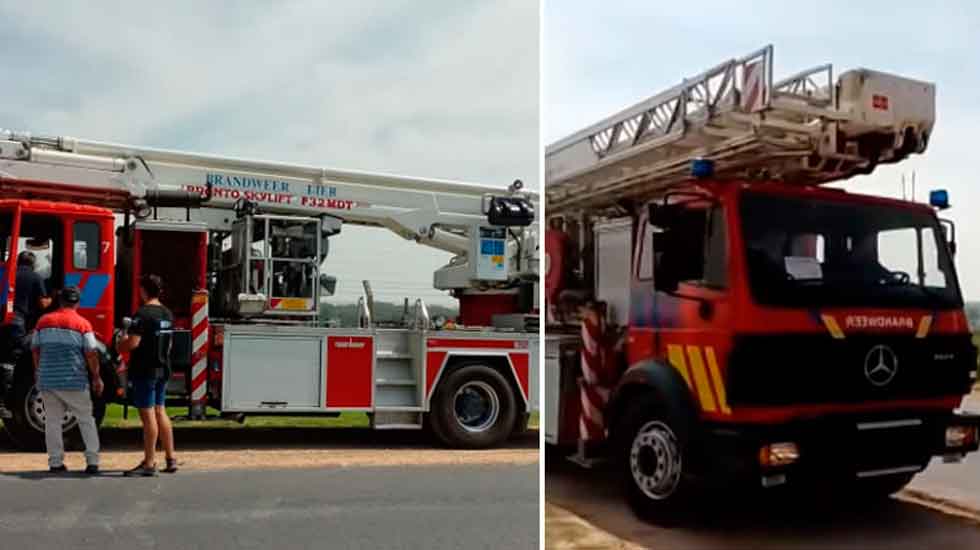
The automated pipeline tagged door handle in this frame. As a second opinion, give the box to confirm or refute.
[334,340,366,349]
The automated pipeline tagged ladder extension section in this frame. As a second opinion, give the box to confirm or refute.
[546,45,935,214]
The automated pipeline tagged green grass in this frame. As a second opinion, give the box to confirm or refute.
[102,405,540,430]
[101,404,369,429]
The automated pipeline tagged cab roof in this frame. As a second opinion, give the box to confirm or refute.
[0,199,114,218]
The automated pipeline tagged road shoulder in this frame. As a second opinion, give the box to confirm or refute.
[545,502,639,549]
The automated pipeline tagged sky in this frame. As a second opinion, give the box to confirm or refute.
[545,0,980,300]
[0,0,538,306]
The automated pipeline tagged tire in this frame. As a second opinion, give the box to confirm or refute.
[4,377,106,452]
[429,364,517,449]
[616,393,696,525]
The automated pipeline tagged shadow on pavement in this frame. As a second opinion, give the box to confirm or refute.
[546,452,980,549]
[0,470,131,480]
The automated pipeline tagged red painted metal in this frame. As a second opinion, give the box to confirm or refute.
[326,336,373,408]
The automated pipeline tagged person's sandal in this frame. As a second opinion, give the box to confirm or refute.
[123,462,157,477]
[162,458,178,474]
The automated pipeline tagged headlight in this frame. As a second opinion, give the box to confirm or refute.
[946,425,978,449]
[759,442,800,467]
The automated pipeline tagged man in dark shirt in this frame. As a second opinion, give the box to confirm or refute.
[13,251,49,333]
[117,274,178,476]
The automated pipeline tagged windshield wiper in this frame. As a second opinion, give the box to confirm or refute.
[877,274,946,301]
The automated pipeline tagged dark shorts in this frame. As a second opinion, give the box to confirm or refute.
[131,378,167,409]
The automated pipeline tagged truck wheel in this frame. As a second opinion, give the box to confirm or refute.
[3,380,105,451]
[429,364,517,449]
[617,395,695,525]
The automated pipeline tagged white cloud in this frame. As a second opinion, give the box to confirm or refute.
[0,1,539,305]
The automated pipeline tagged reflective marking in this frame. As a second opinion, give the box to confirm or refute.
[916,315,933,339]
[666,344,692,389]
[685,345,717,413]
[856,419,922,431]
[856,465,921,478]
[821,314,845,339]
[704,347,731,415]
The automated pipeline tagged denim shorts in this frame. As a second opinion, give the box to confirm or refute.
[131,377,167,409]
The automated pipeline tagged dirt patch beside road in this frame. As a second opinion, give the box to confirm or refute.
[0,427,539,472]
[0,447,538,473]
[546,503,640,549]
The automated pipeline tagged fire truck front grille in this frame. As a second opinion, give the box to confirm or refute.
[726,333,976,407]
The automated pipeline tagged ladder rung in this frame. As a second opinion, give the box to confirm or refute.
[546,44,935,215]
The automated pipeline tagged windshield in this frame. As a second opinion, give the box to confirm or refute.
[740,191,962,309]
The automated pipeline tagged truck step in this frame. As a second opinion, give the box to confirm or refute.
[376,351,413,360]
[375,378,417,387]
[372,410,422,429]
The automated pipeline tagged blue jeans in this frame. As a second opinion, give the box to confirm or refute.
[131,378,167,409]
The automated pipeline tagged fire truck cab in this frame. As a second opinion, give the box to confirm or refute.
[545,45,980,523]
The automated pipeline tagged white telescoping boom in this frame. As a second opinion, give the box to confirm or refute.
[0,130,538,292]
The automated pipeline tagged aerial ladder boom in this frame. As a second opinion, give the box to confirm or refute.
[546,45,935,216]
[0,130,538,291]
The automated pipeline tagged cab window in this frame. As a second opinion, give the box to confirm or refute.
[73,221,101,270]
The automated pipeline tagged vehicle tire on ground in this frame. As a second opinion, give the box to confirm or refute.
[616,393,697,525]
[4,377,106,452]
[429,364,517,449]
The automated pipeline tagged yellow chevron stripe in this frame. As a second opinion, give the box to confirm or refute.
[666,344,692,389]
[916,315,933,339]
[703,347,732,415]
[820,314,845,339]
[686,345,717,413]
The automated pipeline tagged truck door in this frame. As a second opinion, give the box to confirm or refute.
[0,206,18,324]
[629,199,734,421]
[62,215,114,343]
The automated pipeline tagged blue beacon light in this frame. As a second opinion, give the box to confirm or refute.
[928,189,950,210]
[691,158,715,179]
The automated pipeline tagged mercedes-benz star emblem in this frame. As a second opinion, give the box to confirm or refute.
[864,345,898,387]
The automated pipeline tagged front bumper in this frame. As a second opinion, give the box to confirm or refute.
[697,410,980,488]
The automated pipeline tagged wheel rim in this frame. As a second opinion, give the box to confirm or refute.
[25,386,78,433]
[630,420,682,500]
[453,381,500,433]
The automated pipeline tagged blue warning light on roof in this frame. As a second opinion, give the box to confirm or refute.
[691,158,714,179]
[929,189,950,210]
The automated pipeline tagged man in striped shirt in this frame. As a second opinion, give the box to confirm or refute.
[31,286,103,474]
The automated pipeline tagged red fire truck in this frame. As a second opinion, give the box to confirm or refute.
[544,45,979,523]
[0,130,539,450]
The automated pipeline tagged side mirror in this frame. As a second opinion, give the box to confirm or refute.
[940,219,957,257]
[652,231,679,293]
[319,274,337,296]
[648,202,681,229]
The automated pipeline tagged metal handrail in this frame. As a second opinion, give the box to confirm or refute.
[414,298,430,331]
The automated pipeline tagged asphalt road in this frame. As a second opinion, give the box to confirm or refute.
[0,463,539,549]
[546,455,980,549]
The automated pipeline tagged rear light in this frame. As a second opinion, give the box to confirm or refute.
[945,425,978,449]
[759,442,800,468]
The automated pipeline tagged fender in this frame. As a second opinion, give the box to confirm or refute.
[606,359,700,447]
